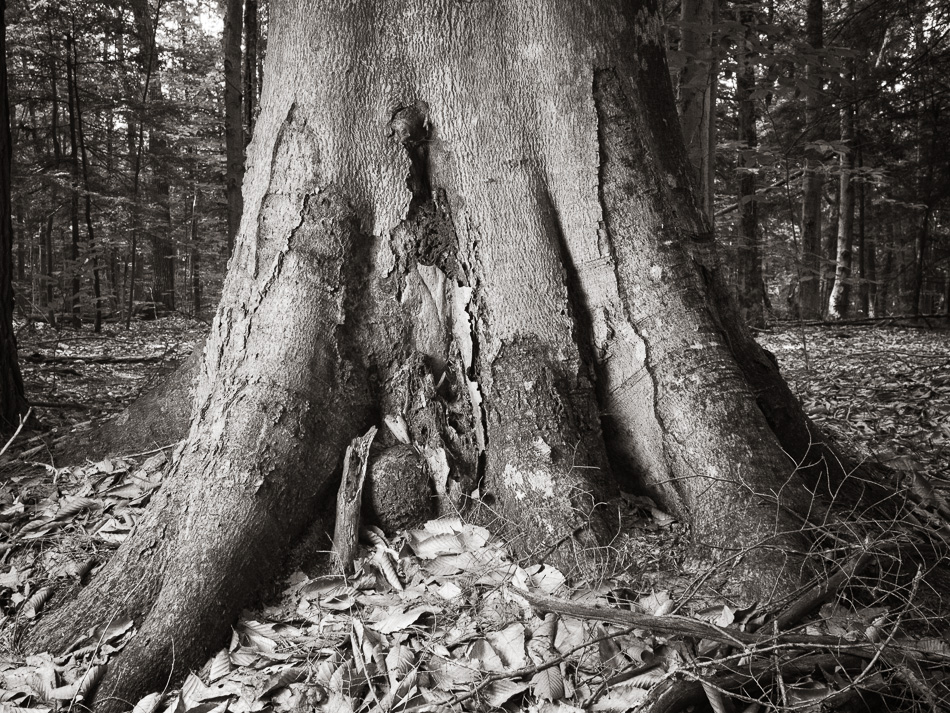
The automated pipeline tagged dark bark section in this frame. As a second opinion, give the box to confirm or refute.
[0,0,27,432]
[223,0,244,255]
[364,444,433,534]
[676,0,718,221]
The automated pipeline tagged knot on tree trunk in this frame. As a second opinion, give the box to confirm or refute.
[364,444,434,534]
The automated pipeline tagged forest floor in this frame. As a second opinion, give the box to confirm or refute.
[0,318,948,712]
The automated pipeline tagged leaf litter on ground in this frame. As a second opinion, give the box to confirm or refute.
[1,322,949,712]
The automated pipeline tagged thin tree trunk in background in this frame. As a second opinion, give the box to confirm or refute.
[878,222,893,316]
[14,200,27,318]
[828,96,856,319]
[105,24,121,315]
[69,31,103,332]
[224,0,244,255]
[864,211,877,317]
[677,0,717,221]
[911,101,937,317]
[856,140,870,316]
[734,4,766,328]
[799,0,823,319]
[0,0,28,431]
[191,189,201,317]
[820,187,837,307]
[43,204,55,325]
[64,33,82,327]
[14,198,23,282]
[243,0,258,142]
[149,153,176,312]
[912,205,932,317]
[118,27,138,326]
[129,0,175,313]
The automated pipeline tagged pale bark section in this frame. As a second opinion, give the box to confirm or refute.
[828,97,855,319]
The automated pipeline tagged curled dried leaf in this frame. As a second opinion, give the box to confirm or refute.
[375,549,404,591]
[76,664,107,701]
[22,586,53,618]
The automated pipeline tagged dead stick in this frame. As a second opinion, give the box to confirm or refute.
[331,426,377,571]
[769,549,875,631]
[0,407,32,458]
[522,591,937,657]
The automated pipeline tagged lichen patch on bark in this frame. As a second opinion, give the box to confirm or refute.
[502,463,556,500]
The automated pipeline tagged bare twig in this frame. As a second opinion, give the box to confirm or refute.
[0,407,33,458]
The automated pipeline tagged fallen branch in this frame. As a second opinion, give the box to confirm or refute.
[714,169,805,218]
[522,591,944,661]
[29,401,91,411]
[0,407,33,458]
[25,354,164,365]
[767,549,875,631]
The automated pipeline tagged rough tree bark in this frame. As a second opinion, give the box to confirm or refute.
[29,0,867,707]
[223,0,244,255]
[0,0,27,432]
[676,0,717,221]
[734,3,766,328]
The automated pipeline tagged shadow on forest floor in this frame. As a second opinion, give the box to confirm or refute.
[0,319,948,712]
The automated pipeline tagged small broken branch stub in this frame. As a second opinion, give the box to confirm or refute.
[331,426,378,571]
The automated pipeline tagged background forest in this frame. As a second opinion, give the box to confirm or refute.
[3,0,948,330]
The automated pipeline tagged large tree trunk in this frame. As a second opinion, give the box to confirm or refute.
[0,0,27,431]
[29,0,853,706]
